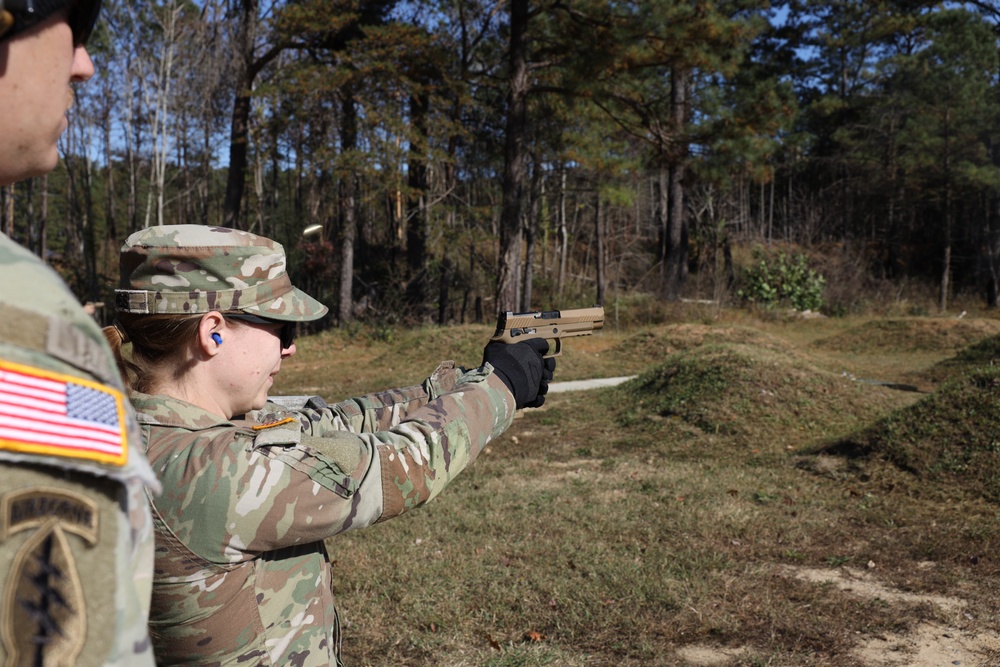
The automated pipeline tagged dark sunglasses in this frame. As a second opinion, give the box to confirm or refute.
[0,0,101,46]
[224,313,296,350]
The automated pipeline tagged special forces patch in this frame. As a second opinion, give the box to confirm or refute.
[0,487,99,667]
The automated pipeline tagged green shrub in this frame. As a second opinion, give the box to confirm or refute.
[738,249,826,311]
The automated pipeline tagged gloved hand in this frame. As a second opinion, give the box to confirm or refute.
[482,338,556,409]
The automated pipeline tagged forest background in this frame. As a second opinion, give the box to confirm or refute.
[3,0,1000,326]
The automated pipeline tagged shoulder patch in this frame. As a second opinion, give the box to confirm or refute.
[0,487,100,544]
[252,416,298,431]
[0,359,128,466]
[1,488,97,666]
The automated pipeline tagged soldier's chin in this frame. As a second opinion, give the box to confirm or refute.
[15,154,60,184]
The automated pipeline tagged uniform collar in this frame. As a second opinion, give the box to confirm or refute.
[129,391,235,430]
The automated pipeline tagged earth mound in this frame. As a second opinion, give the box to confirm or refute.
[812,318,1000,354]
[922,334,1000,383]
[821,367,1000,503]
[614,340,911,447]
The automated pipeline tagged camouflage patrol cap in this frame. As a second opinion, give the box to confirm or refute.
[115,225,328,322]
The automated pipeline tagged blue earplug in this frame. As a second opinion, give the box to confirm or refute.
[211,333,223,345]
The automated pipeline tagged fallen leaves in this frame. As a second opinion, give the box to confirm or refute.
[485,629,548,650]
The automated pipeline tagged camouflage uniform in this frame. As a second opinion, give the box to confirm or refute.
[116,226,516,666]
[0,233,160,667]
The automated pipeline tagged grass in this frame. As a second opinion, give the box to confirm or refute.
[273,307,1000,666]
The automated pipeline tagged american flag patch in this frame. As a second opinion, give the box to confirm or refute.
[0,360,128,466]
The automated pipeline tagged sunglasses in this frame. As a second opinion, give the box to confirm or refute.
[0,0,101,46]
[224,313,297,350]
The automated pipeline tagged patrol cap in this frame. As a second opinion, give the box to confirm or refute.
[115,225,328,322]
[0,0,102,46]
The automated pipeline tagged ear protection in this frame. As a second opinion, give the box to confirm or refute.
[211,333,223,345]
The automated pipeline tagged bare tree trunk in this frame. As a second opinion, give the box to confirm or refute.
[339,92,359,326]
[294,125,304,228]
[539,173,548,281]
[595,189,606,306]
[223,0,259,229]
[438,256,452,325]
[496,0,529,312]
[521,159,541,311]
[663,67,689,301]
[940,111,953,313]
[521,219,534,311]
[655,165,668,263]
[252,143,266,236]
[125,58,139,234]
[940,237,952,312]
[104,98,117,243]
[768,178,775,242]
[64,158,82,287]
[83,151,98,303]
[268,121,281,241]
[987,209,1000,309]
[557,166,568,297]
[338,181,357,325]
[405,90,430,316]
[462,239,476,324]
[142,1,180,229]
[987,140,1000,308]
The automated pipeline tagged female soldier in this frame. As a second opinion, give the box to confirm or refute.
[105,224,553,666]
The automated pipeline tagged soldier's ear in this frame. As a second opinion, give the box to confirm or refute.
[198,312,227,357]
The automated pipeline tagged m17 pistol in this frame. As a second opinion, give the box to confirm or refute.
[491,306,604,358]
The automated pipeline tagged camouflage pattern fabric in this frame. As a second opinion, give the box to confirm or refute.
[116,224,327,321]
[136,361,514,666]
[0,233,160,667]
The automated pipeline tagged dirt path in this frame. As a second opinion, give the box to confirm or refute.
[675,565,1000,666]
[546,376,636,393]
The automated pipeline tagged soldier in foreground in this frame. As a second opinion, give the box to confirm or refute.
[0,1,160,664]
[105,224,555,666]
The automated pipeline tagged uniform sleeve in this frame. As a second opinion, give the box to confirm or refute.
[192,366,514,559]
[289,360,466,435]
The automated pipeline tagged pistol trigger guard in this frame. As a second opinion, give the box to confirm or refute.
[545,339,562,358]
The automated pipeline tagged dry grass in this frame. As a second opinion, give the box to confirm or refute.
[272,308,1000,666]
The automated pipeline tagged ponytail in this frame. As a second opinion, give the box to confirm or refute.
[102,322,143,391]
[103,314,201,394]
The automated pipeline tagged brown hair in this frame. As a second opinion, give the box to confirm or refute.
[102,313,202,394]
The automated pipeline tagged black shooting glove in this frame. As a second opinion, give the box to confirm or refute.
[482,338,556,409]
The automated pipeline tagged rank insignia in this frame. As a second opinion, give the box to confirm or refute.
[252,416,297,431]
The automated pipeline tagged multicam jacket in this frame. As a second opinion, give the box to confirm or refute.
[136,361,515,666]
